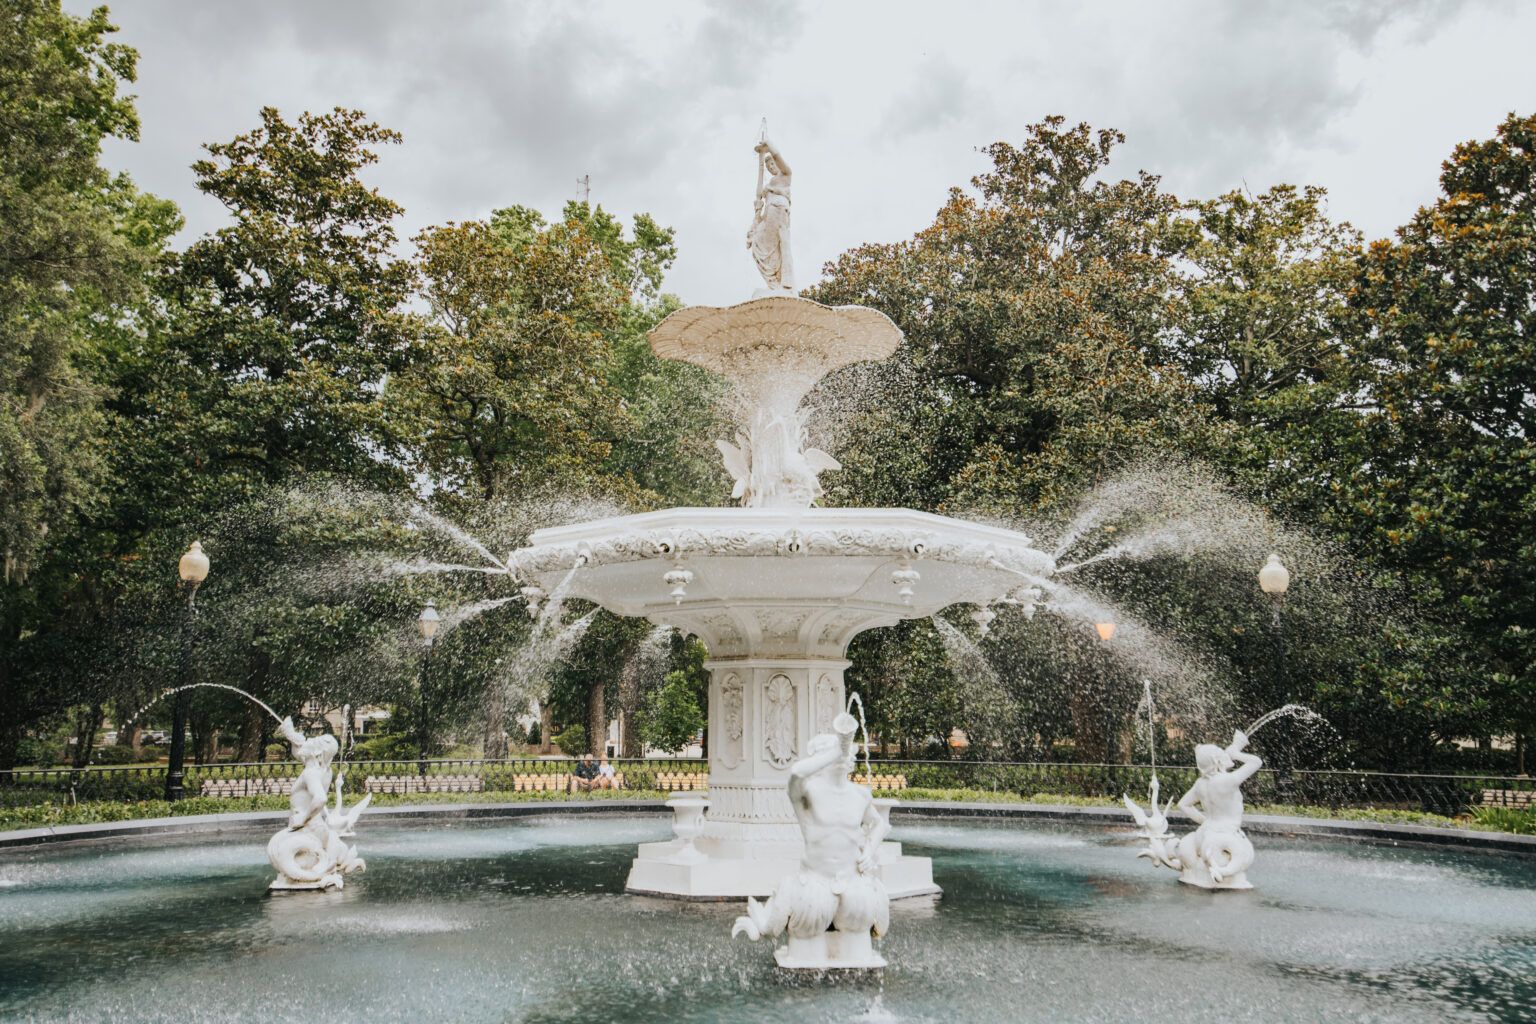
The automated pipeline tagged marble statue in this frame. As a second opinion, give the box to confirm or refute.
[731,711,891,971]
[1124,729,1260,889]
[747,132,794,297]
[267,716,371,890]
[715,411,841,509]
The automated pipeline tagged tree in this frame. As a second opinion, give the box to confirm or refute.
[1338,112,1536,761]
[0,2,186,766]
[811,117,1207,516]
[404,210,629,501]
[637,670,704,755]
[153,107,419,508]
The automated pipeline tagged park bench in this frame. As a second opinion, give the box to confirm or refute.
[1478,788,1535,808]
[512,773,570,792]
[199,777,294,798]
[363,774,485,795]
[655,772,707,791]
[852,774,907,791]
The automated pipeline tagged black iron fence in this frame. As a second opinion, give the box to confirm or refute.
[2,756,1531,818]
[0,757,706,809]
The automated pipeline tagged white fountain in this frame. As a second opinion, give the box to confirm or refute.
[509,130,1056,901]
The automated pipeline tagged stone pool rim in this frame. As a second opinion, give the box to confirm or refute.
[2,798,1533,858]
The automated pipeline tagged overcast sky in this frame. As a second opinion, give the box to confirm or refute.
[71,0,1536,307]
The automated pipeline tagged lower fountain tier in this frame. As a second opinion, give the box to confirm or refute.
[625,834,938,901]
[511,507,1054,658]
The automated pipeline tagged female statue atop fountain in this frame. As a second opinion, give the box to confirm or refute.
[747,135,794,296]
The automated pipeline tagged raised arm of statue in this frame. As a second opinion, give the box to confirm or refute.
[1224,729,1262,784]
[757,137,791,178]
[278,716,305,759]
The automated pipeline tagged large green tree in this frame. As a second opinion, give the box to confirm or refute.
[812,118,1208,516]
[1336,112,1536,766]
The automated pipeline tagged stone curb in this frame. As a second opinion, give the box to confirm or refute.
[889,800,1536,855]
[2,797,1531,856]
[0,800,670,850]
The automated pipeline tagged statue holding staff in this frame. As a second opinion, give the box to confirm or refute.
[747,127,794,296]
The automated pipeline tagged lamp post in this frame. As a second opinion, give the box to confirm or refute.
[417,600,440,779]
[1095,621,1116,792]
[166,541,210,801]
[1259,553,1291,797]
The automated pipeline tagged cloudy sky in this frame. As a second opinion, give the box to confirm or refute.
[71,0,1536,306]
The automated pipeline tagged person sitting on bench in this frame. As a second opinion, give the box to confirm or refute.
[570,753,600,792]
[594,757,621,790]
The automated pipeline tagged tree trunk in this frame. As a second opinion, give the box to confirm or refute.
[1068,681,1107,763]
[71,703,104,768]
[588,681,606,757]
[238,629,271,763]
[619,658,641,758]
[483,683,507,759]
[190,700,218,765]
[123,724,143,757]
[539,702,554,755]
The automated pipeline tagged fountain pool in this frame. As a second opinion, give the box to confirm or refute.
[3,814,1532,1023]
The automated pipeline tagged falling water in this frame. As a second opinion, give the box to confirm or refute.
[1246,703,1326,736]
[383,560,510,577]
[1142,679,1157,781]
[533,564,583,638]
[438,597,519,635]
[122,682,283,729]
[407,504,508,571]
[846,691,872,785]
[931,617,1001,688]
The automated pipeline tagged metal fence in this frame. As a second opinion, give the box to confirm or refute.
[0,757,706,809]
[2,757,1531,817]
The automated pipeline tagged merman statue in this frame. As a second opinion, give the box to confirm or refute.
[267,716,371,891]
[731,711,891,971]
[1124,729,1261,889]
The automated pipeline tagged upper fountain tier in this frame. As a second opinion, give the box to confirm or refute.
[511,507,1055,659]
[649,295,901,413]
[650,295,902,509]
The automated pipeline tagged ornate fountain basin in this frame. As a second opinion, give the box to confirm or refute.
[511,506,1054,659]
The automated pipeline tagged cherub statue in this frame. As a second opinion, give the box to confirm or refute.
[1125,729,1261,889]
[266,716,371,890]
[732,712,890,970]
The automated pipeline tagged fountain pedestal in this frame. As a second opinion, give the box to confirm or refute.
[629,653,935,899]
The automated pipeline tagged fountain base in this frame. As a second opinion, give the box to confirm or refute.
[625,835,939,900]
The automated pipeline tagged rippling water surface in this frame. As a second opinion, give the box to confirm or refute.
[2,814,1533,1023]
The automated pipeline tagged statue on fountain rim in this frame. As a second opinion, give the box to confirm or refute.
[731,712,891,971]
[1125,728,1261,889]
[267,716,371,891]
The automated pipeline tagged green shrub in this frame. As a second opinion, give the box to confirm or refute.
[553,725,587,757]
[350,734,417,761]
[93,745,138,765]
[140,745,166,761]
[526,722,541,746]
[265,742,290,761]
[1470,805,1536,835]
[15,737,60,766]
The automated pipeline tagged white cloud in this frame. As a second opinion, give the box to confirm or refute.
[75,0,1534,305]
